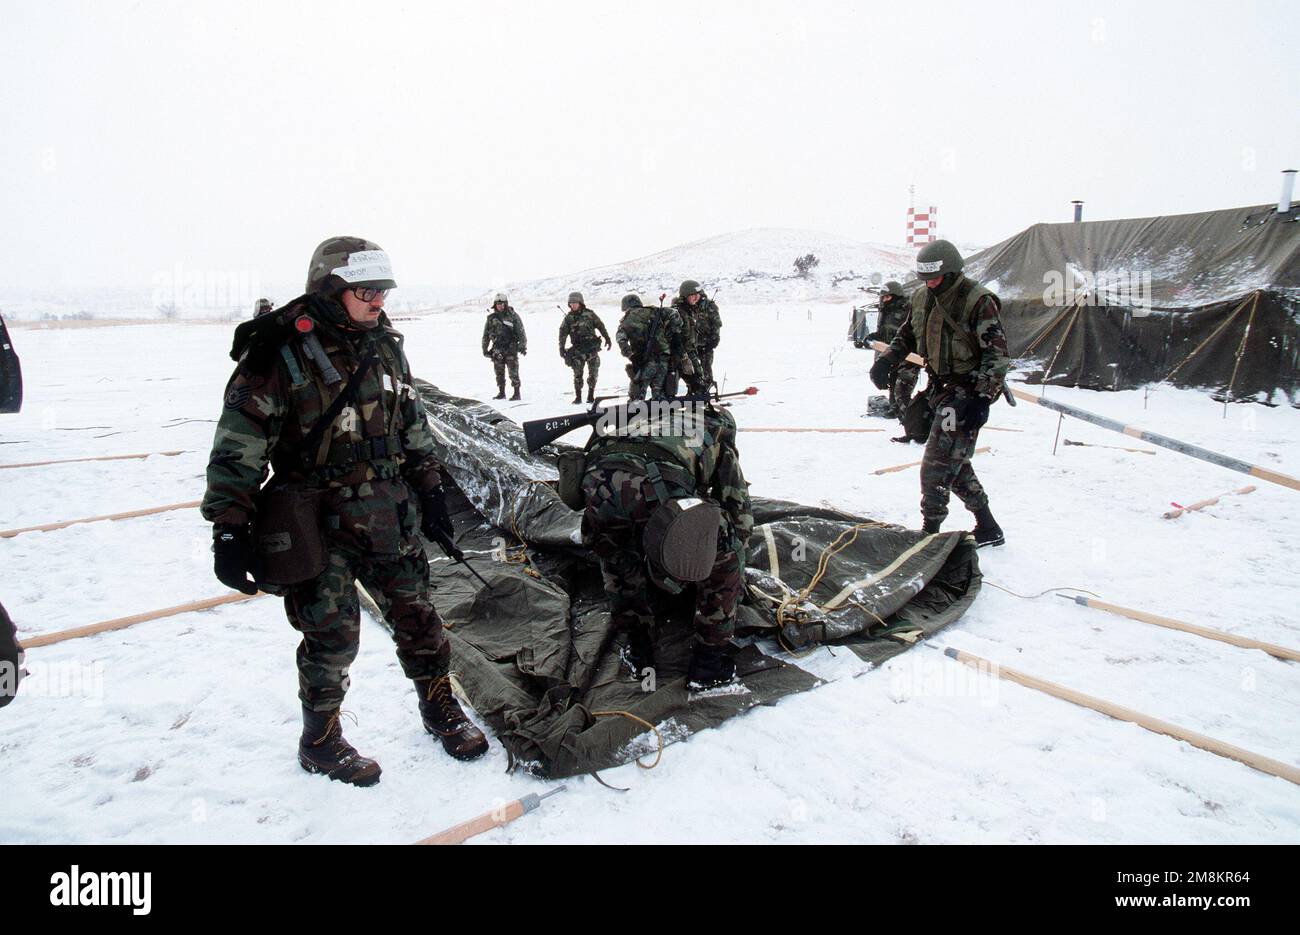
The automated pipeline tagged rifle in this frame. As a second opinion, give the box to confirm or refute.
[425,524,493,590]
[632,294,668,386]
[522,387,759,454]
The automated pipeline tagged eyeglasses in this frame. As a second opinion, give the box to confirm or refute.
[351,286,391,302]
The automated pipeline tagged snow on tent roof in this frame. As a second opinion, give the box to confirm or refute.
[965,203,1300,401]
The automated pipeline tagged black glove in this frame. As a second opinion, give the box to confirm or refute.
[955,395,992,430]
[213,524,258,595]
[420,487,455,540]
[869,355,895,390]
[853,340,864,349]
[519,349,527,356]
[603,338,612,350]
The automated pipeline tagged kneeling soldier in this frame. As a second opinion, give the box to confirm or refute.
[580,399,753,689]
[202,236,489,787]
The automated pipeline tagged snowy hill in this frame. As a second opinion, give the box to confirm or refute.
[455,228,923,310]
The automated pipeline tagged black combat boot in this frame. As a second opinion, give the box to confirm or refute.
[572,382,582,404]
[298,707,382,787]
[414,676,489,761]
[922,517,942,534]
[972,506,1005,548]
[687,643,736,691]
[492,384,506,400]
[586,384,596,404]
[617,627,656,682]
[510,385,522,401]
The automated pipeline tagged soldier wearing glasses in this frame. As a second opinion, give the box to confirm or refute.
[201,236,488,787]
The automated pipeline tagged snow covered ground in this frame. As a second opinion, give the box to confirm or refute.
[2,303,1298,844]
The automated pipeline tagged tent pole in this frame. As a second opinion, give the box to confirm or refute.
[1162,292,1253,384]
[867,340,1300,493]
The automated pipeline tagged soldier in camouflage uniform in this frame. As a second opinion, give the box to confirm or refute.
[481,292,527,400]
[580,400,753,689]
[666,280,708,396]
[871,241,1009,546]
[558,291,611,404]
[202,236,489,786]
[694,286,723,386]
[617,293,682,401]
[871,281,920,421]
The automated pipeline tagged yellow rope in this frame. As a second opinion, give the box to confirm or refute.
[591,710,663,769]
[1222,291,1260,403]
[1163,292,1254,383]
[1023,298,1079,357]
[1041,300,1084,384]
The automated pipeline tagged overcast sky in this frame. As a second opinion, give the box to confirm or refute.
[3,0,1296,294]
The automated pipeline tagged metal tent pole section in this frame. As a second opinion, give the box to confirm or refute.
[866,340,1300,494]
[942,647,1300,786]
[415,786,567,845]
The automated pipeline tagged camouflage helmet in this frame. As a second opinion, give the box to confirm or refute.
[254,298,275,316]
[493,292,508,305]
[915,240,963,280]
[679,279,702,299]
[305,236,396,296]
[883,280,906,297]
[621,293,643,312]
[567,291,584,306]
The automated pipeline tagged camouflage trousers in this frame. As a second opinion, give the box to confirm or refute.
[580,465,741,647]
[891,362,920,412]
[920,383,990,526]
[699,347,716,386]
[491,351,521,390]
[626,358,671,401]
[566,350,600,393]
[284,546,449,711]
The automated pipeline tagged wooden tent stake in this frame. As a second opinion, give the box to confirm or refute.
[0,450,188,470]
[1163,485,1256,519]
[415,787,567,845]
[874,447,990,475]
[22,592,264,649]
[1055,593,1298,663]
[943,646,1300,786]
[0,500,201,538]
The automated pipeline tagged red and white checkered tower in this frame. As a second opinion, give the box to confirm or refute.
[906,205,938,246]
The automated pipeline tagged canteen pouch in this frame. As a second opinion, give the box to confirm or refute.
[556,450,588,511]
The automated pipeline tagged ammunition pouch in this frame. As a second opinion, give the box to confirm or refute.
[556,449,588,511]
[252,482,327,587]
[322,433,403,467]
[901,389,935,442]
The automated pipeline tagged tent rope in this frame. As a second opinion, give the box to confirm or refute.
[1041,299,1085,384]
[984,581,1102,601]
[590,710,663,769]
[1022,297,1080,357]
[1221,291,1261,403]
[1162,291,1254,383]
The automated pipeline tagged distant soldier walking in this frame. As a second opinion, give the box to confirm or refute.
[871,241,1009,546]
[558,291,611,404]
[681,280,722,387]
[666,280,707,395]
[482,292,527,400]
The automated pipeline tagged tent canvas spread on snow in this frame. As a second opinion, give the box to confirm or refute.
[359,383,982,779]
[964,202,1300,403]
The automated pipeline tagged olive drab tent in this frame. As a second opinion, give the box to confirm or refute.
[0,312,22,414]
[371,383,982,778]
[964,203,1300,403]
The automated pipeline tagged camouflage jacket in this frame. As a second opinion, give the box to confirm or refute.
[558,306,610,356]
[201,295,444,555]
[588,402,752,544]
[482,307,527,355]
[616,303,680,365]
[888,275,1010,398]
[694,297,722,351]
